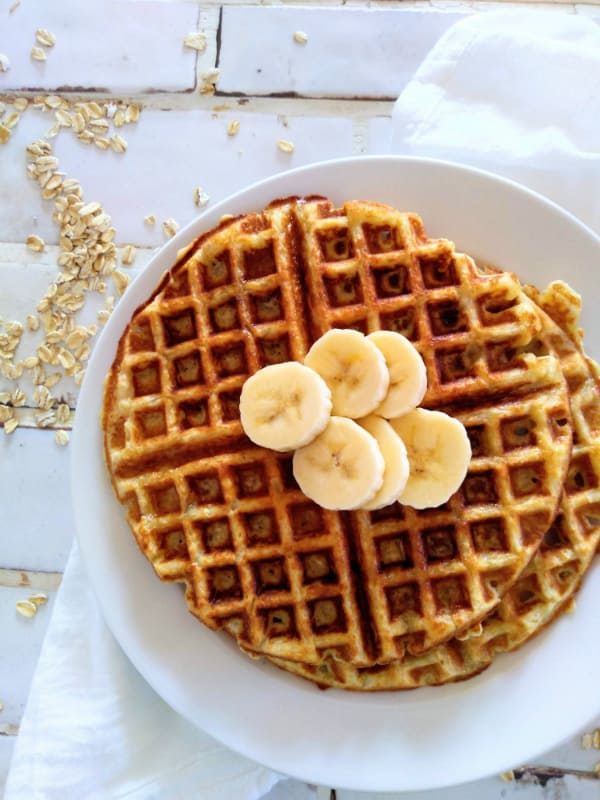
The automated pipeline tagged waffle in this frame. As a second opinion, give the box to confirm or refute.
[267,297,600,689]
[102,197,572,668]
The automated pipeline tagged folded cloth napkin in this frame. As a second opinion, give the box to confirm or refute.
[5,545,312,800]
[391,11,600,236]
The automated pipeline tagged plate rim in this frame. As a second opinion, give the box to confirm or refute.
[72,154,600,793]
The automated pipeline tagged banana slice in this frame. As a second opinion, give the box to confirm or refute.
[389,408,471,510]
[293,416,385,510]
[304,329,389,418]
[367,330,427,419]
[240,362,332,452]
[358,415,410,510]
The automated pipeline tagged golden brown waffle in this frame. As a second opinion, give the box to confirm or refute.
[296,199,561,405]
[102,197,572,668]
[267,299,600,689]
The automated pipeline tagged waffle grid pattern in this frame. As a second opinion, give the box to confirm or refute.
[267,313,600,689]
[103,198,581,670]
[296,199,558,406]
[351,384,572,662]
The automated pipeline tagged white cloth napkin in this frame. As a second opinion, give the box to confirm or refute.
[391,11,600,236]
[5,545,311,800]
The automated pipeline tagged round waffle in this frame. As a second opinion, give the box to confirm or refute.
[267,293,600,689]
[102,197,572,668]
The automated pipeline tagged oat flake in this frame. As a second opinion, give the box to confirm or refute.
[54,429,70,446]
[277,139,295,154]
[31,47,47,62]
[16,599,37,617]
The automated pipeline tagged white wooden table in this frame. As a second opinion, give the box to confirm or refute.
[2,1,600,798]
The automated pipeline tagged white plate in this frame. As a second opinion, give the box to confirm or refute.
[72,156,600,793]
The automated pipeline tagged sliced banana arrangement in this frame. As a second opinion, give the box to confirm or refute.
[239,329,472,512]
[304,328,389,418]
[389,409,471,510]
[357,415,409,511]
[367,330,427,418]
[293,416,385,511]
[240,362,332,452]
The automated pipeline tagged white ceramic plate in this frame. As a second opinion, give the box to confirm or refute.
[72,156,600,793]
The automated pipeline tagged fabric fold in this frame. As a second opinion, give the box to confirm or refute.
[5,545,297,800]
[391,11,600,235]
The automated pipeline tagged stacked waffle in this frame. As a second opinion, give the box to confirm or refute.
[102,197,600,690]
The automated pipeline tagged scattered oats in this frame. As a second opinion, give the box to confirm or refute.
[45,124,60,140]
[37,344,53,363]
[16,599,37,617]
[25,234,46,253]
[200,68,220,95]
[113,270,130,295]
[0,406,12,422]
[0,126,10,145]
[9,0,20,13]
[0,54,10,73]
[193,187,210,208]
[57,349,75,370]
[75,343,90,362]
[54,429,70,446]
[4,416,18,434]
[55,109,72,127]
[594,729,600,749]
[227,119,240,137]
[594,761,600,777]
[110,134,127,154]
[89,118,109,133]
[13,99,28,114]
[97,309,111,325]
[36,29,56,47]
[125,104,140,124]
[6,321,23,337]
[79,201,101,217]
[29,592,48,606]
[5,111,19,129]
[582,732,593,750]
[73,367,86,386]
[293,31,308,44]
[183,32,207,51]
[87,324,98,336]
[22,356,39,369]
[45,174,63,192]
[72,112,86,134]
[121,244,137,266]
[0,392,9,403]
[87,101,104,118]
[11,388,26,407]
[35,409,57,428]
[44,373,61,389]
[144,214,156,226]
[113,108,125,128]
[277,139,295,153]
[56,402,70,424]
[31,47,47,62]
[500,771,514,782]
[44,95,63,109]
[77,130,94,144]
[31,364,45,385]
[27,140,50,157]
[94,136,110,151]
[162,218,179,238]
